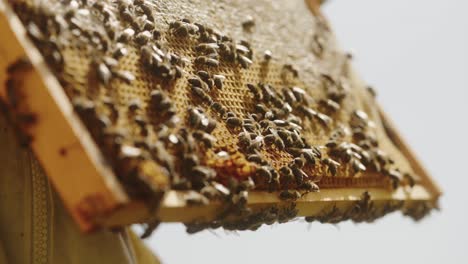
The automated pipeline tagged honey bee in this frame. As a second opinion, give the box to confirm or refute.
[200,186,222,199]
[351,159,366,173]
[152,29,161,40]
[231,190,249,207]
[135,30,152,46]
[282,64,299,78]
[293,155,306,168]
[316,113,332,127]
[239,177,255,191]
[140,220,161,239]
[194,22,206,33]
[253,103,268,116]
[119,144,143,160]
[187,108,204,127]
[128,98,143,112]
[237,131,253,148]
[290,166,307,186]
[287,148,316,165]
[258,83,275,103]
[238,55,253,69]
[298,105,318,120]
[388,170,402,189]
[210,102,227,116]
[195,56,219,67]
[226,117,243,128]
[191,86,213,104]
[114,70,135,84]
[256,166,273,183]
[367,86,377,98]
[301,181,319,192]
[112,45,129,60]
[97,62,112,85]
[181,152,199,170]
[246,135,264,152]
[268,129,285,150]
[192,130,216,148]
[173,24,190,37]
[196,43,220,53]
[278,203,299,223]
[319,99,341,113]
[279,166,294,185]
[117,28,135,43]
[185,222,208,234]
[141,20,155,31]
[197,70,210,80]
[264,50,272,61]
[139,2,155,22]
[323,157,340,176]
[241,15,255,30]
[213,74,225,89]
[279,190,301,201]
[247,153,263,164]
[187,76,203,88]
[404,173,416,187]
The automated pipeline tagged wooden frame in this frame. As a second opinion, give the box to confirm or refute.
[0,1,440,232]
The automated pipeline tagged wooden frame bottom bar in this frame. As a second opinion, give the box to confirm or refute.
[98,185,433,227]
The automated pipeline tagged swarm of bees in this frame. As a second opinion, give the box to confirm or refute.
[5,0,427,236]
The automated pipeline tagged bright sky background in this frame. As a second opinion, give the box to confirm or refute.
[144,1,468,263]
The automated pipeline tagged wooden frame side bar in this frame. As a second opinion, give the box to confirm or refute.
[0,1,128,232]
[379,108,442,199]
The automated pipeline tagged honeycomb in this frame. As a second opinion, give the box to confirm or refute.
[4,0,427,231]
